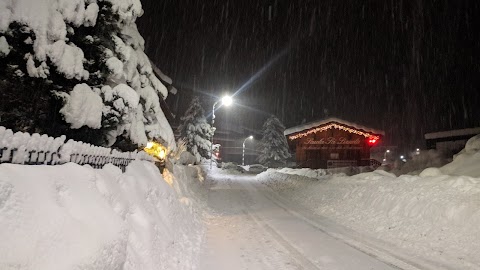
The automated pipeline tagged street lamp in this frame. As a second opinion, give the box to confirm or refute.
[242,135,253,166]
[221,95,233,106]
[383,149,390,164]
[210,95,233,169]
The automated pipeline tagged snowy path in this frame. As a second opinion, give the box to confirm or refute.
[198,173,424,270]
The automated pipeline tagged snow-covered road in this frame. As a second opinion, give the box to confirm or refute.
[198,172,422,270]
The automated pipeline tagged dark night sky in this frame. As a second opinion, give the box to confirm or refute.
[137,0,480,150]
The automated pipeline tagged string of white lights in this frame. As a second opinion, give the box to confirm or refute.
[288,123,380,141]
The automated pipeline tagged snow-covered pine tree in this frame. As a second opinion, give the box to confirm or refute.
[0,0,175,150]
[258,115,291,167]
[0,21,58,134]
[177,97,215,163]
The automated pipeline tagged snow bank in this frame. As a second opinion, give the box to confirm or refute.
[221,162,246,174]
[277,167,327,179]
[439,134,480,177]
[255,137,480,268]
[0,161,204,270]
[257,167,480,268]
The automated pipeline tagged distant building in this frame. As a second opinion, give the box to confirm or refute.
[285,118,384,169]
[425,127,480,154]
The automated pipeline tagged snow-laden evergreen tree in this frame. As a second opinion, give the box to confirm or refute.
[258,115,291,167]
[0,0,175,150]
[177,97,215,163]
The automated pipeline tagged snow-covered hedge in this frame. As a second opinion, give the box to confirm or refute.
[0,126,153,171]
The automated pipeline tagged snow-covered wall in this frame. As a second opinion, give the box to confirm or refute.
[0,161,204,270]
[0,126,153,171]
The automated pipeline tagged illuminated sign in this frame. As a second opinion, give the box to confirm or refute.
[305,137,361,145]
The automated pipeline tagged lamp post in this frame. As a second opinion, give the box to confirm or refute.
[242,135,253,166]
[210,95,233,169]
[383,149,390,164]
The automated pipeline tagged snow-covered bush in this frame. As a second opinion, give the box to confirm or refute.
[0,0,174,150]
[177,97,215,163]
[258,115,291,167]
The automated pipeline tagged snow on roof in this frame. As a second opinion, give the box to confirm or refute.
[424,127,480,140]
[284,117,385,136]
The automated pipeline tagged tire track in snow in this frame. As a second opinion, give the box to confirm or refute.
[257,184,446,270]
[240,208,321,270]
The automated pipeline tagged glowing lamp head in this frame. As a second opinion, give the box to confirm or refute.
[158,149,166,160]
[249,135,253,139]
[221,95,233,106]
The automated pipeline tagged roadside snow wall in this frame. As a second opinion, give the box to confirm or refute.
[440,134,480,177]
[257,139,480,270]
[0,161,204,270]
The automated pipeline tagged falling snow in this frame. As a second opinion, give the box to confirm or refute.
[137,1,480,152]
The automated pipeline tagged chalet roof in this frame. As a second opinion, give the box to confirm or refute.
[284,117,385,136]
[425,127,480,140]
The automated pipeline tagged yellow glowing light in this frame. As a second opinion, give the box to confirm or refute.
[159,149,166,160]
[288,123,380,141]
[144,141,167,160]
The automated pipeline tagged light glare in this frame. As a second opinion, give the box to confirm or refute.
[222,95,233,106]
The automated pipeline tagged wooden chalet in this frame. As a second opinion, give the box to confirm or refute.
[284,118,384,169]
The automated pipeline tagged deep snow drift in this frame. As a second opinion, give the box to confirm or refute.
[0,161,205,270]
[257,135,480,270]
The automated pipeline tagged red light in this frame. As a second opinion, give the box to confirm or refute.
[367,137,378,146]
